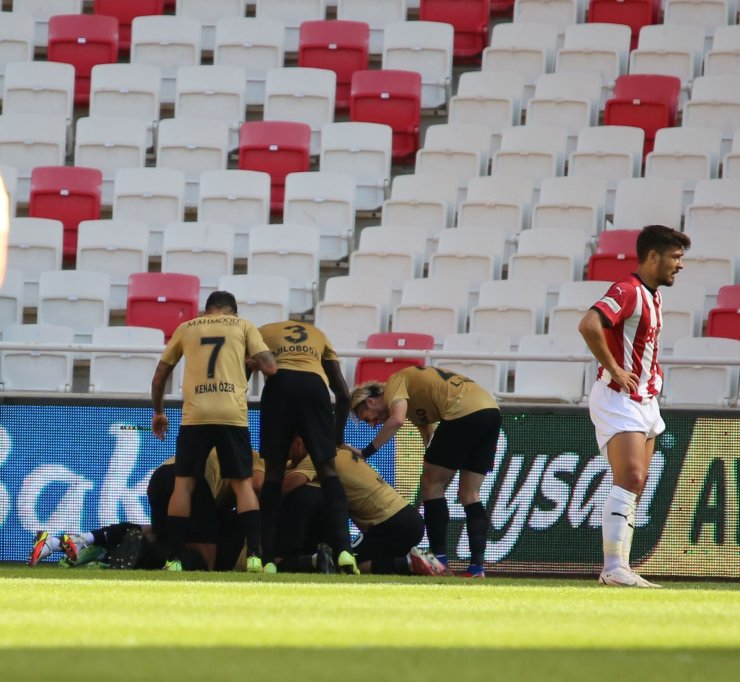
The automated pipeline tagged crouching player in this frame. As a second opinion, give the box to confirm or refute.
[275,436,446,576]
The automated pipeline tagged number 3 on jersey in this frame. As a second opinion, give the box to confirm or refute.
[201,336,225,378]
[283,324,308,344]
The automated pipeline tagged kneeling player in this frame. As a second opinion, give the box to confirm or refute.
[276,436,446,576]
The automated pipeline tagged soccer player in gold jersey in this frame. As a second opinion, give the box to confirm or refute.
[150,291,276,572]
[275,437,445,576]
[257,320,358,574]
[350,366,502,578]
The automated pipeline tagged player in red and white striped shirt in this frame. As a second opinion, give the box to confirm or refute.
[579,225,691,588]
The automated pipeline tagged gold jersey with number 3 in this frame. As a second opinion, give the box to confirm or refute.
[258,320,338,385]
[160,315,269,426]
[384,366,499,426]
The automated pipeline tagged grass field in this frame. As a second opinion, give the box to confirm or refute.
[1,567,739,682]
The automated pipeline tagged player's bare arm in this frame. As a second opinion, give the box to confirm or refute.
[323,358,351,445]
[366,399,408,454]
[252,350,277,376]
[578,309,639,393]
[150,360,175,440]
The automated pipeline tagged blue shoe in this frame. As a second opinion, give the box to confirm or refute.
[461,563,485,578]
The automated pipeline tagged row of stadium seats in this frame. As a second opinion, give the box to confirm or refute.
[5,118,740,226]
[0,15,456,108]
[4,167,740,301]
[2,263,738,357]
[6,10,740,116]
[4,2,433,55]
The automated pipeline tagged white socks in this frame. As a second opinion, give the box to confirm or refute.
[82,532,95,545]
[602,485,637,572]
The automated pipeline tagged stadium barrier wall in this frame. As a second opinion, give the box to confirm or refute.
[0,398,738,579]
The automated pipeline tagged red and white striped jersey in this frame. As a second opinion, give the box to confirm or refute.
[591,273,663,402]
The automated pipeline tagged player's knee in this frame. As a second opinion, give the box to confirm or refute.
[421,473,446,499]
[620,468,647,494]
[458,489,481,506]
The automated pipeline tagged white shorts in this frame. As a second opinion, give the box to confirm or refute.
[588,381,665,454]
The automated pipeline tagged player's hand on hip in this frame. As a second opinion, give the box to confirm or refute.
[612,367,639,393]
[152,412,169,440]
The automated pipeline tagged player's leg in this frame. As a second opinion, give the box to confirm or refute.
[420,461,456,570]
[600,432,650,584]
[166,426,211,570]
[356,506,432,575]
[589,383,661,587]
[299,373,357,574]
[458,470,488,578]
[62,522,141,566]
[216,425,263,571]
[457,408,502,577]
[274,485,329,572]
[258,372,293,571]
[421,418,467,571]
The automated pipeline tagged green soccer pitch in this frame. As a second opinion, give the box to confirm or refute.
[1,568,739,682]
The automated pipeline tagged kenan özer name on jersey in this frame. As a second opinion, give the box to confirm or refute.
[194,381,235,394]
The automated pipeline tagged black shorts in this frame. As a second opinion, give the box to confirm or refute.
[260,369,337,465]
[275,485,325,558]
[352,505,424,563]
[175,424,253,479]
[425,408,502,475]
[147,463,219,545]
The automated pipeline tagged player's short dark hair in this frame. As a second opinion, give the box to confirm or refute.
[636,225,691,263]
[205,290,238,314]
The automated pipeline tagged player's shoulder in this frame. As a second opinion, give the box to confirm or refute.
[603,278,639,299]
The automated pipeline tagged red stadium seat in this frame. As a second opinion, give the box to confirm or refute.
[588,0,660,49]
[604,74,681,157]
[491,0,515,11]
[298,20,370,111]
[350,69,422,162]
[126,272,200,340]
[354,332,435,384]
[587,229,640,282]
[93,0,164,53]
[28,166,102,263]
[47,14,119,105]
[706,285,740,341]
[238,121,311,213]
[420,0,491,60]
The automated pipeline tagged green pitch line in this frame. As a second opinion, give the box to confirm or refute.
[1,569,739,682]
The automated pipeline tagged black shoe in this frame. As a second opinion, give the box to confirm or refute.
[315,543,336,574]
[108,527,145,570]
